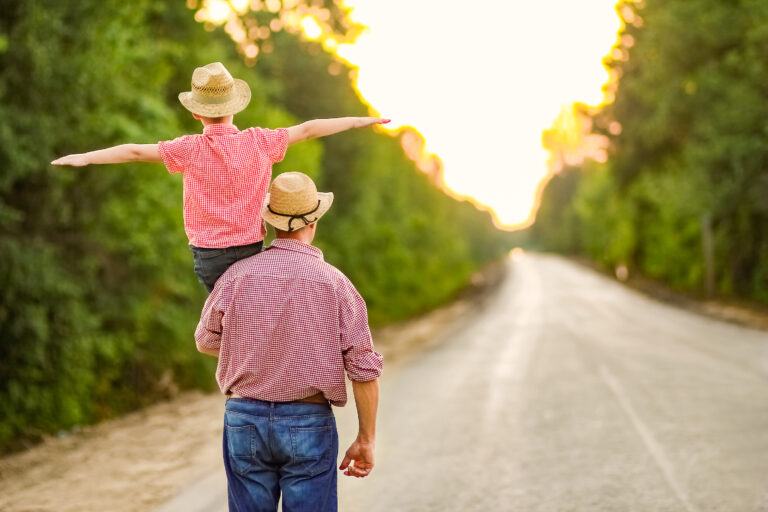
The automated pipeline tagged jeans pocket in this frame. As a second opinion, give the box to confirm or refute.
[225,424,256,477]
[290,425,335,476]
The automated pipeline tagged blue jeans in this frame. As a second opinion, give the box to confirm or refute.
[190,241,263,292]
[223,398,339,512]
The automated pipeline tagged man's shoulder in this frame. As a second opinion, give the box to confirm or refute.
[308,258,361,299]
[318,259,350,282]
[224,248,341,284]
[289,251,347,284]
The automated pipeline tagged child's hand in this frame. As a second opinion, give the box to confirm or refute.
[354,117,390,128]
[51,154,89,167]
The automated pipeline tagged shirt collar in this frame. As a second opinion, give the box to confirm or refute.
[268,238,324,261]
[203,123,239,136]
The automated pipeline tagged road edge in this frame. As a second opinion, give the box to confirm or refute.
[566,254,768,331]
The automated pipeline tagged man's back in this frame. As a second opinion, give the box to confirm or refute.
[195,172,381,511]
[195,238,382,406]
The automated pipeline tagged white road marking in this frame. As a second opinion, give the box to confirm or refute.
[599,365,699,512]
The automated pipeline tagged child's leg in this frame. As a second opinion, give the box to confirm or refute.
[191,242,263,292]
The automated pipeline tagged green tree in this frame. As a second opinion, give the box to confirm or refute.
[532,0,768,302]
[0,0,510,452]
[0,0,324,451]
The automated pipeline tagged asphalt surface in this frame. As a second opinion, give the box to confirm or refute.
[158,252,768,512]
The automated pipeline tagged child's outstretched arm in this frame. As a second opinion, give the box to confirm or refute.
[286,117,390,146]
[51,144,161,167]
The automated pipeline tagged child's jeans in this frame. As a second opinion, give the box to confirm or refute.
[191,241,263,292]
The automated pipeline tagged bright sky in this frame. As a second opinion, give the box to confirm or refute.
[335,0,622,227]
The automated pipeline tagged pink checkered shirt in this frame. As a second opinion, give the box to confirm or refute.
[194,238,383,406]
[158,124,288,248]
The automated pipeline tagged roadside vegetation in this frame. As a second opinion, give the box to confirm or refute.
[0,0,512,453]
[529,1,768,305]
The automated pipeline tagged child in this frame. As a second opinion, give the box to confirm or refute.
[52,62,388,291]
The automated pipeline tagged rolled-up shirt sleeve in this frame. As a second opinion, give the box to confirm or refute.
[339,280,383,382]
[195,286,225,351]
[158,135,192,174]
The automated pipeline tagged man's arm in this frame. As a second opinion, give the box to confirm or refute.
[286,117,389,146]
[195,288,224,358]
[197,346,220,358]
[51,143,161,166]
[339,378,379,478]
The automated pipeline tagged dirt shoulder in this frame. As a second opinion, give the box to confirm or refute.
[570,255,768,331]
[373,256,508,365]
[0,258,508,512]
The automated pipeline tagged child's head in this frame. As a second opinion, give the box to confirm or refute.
[178,62,250,119]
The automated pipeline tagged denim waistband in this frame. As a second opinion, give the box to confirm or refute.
[225,397,333,418]
[190,240,263,251]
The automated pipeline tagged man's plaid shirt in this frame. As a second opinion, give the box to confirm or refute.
[195,238,383,406]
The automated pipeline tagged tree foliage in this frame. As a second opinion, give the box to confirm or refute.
[530,0,768,302]
[0,0,510,452]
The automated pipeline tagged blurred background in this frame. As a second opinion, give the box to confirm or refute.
[0,0,512,453]
[1,0,767,479]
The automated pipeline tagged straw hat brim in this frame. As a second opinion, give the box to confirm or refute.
[262,192,334,232]
[178,78,251,117]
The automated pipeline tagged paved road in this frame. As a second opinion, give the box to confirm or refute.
[158,252,768,512]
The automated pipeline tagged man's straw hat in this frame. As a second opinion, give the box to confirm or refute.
[178,62,251,117]
[263,172,334,232]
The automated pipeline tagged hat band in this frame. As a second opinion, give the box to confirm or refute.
[191,90,236,105]
[268,200,321,232]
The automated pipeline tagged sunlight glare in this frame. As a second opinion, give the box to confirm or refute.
[338,1,622,227]
[301,16,323,40]
[206,0,231,23]
[265,0,281,14]
[231,0,249,13]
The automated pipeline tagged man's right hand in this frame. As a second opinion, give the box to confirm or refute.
[339,437,375,478]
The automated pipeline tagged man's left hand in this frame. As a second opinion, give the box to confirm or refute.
[339,439,375,478]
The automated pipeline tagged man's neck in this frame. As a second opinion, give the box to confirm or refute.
[275,231,314,245]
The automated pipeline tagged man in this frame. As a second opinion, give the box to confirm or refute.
[195,172,383,512]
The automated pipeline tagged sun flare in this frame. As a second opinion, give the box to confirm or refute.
[336,0,622,227]
[193,0,622,228]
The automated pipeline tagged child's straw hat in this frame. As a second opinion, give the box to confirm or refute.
[263,172,334,232]
[178,62,251,117]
